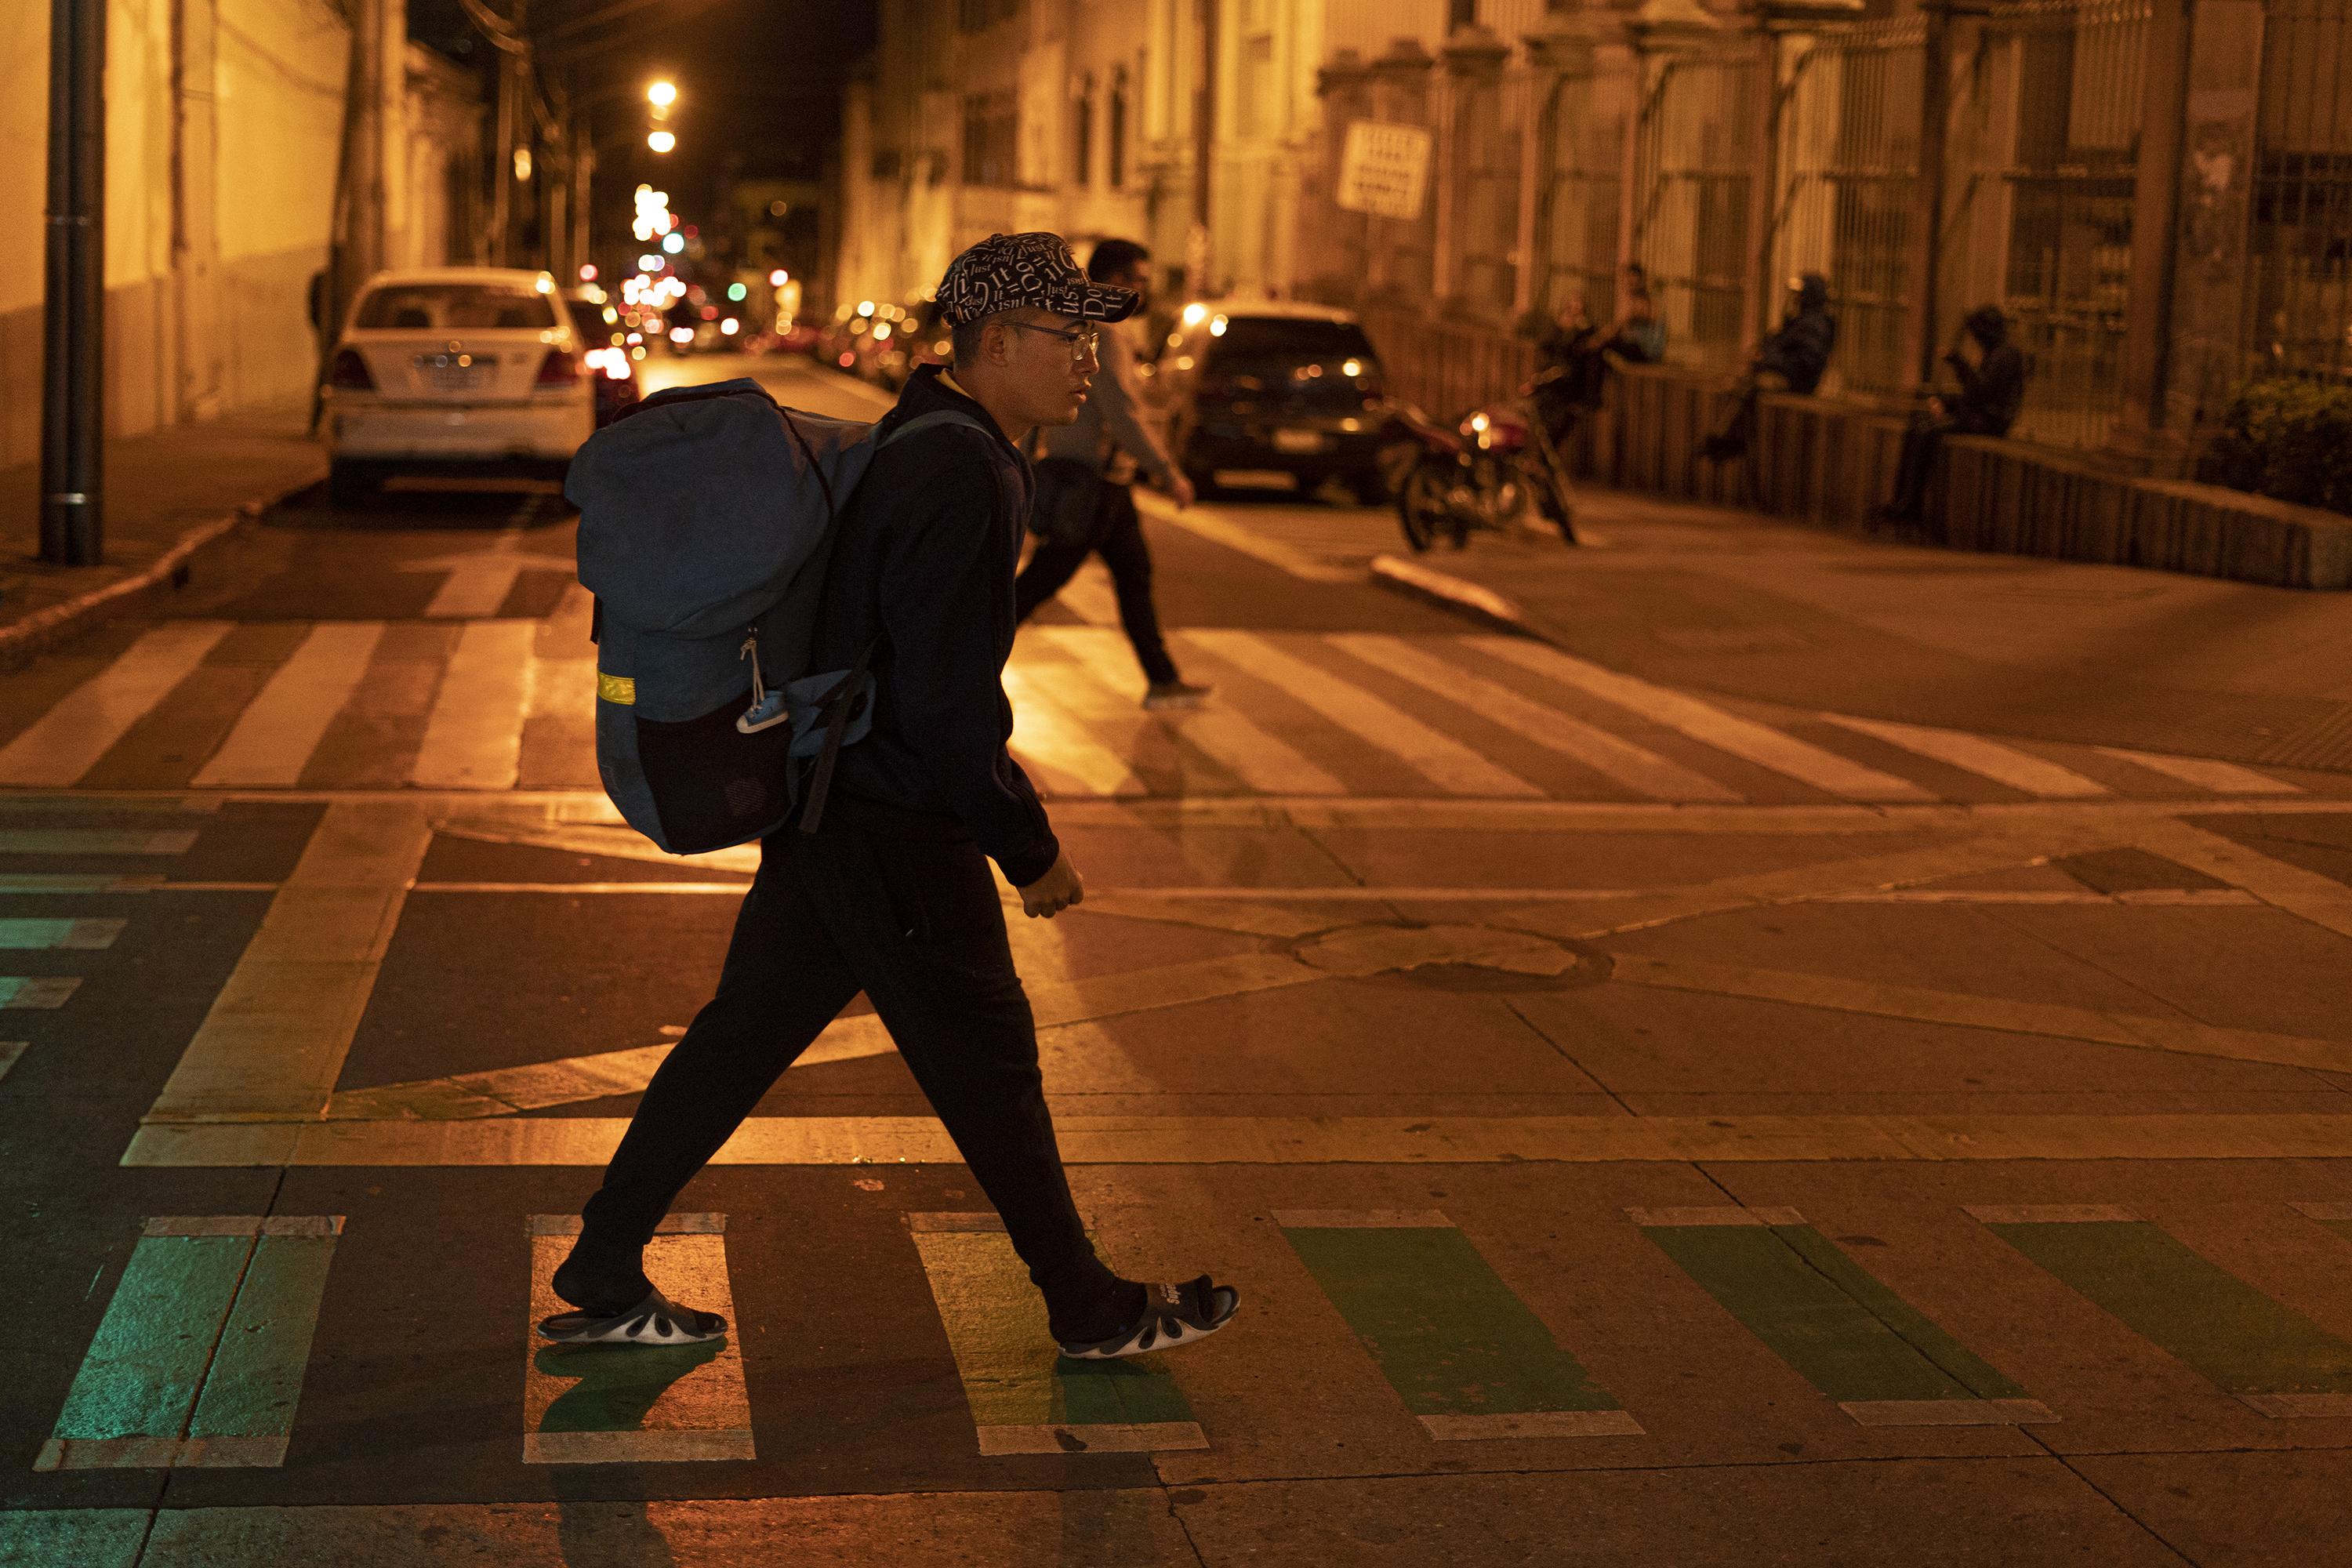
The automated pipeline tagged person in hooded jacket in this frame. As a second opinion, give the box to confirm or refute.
[1872,304,2029,527]
[1699,273,1837,463]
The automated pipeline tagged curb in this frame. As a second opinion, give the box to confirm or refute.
[1367,554,1545,641]
[0,474,318,672]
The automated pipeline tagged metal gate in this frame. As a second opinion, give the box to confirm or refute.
[2248,0,2352,382]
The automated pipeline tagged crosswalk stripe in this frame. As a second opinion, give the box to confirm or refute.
[906,1211,1207,1455]
[1974,1208,2352,1417]
[1276,1210,1640,1439]
[0,622,232,788]
[1000,664,1148,796]
[1635,1207,2051,1427]
[191,622,386,788]
[2096,747,2300,796]
[1332,633,1740,803]
[523,1214,754,1463]
[1188,630,1543,797]
[0,976,81,1008]
[1031,627,1346,794]
[411,622,535,789]
[0,917,124,950]
[37,1216,343,1470]
[1816,713,2111,798]
[0,1040,23,1083]
[0,829,198,857]
[1471,637,1935,803]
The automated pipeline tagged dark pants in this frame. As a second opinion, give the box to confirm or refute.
[1886,412,2001,523]
[1702,371,1792,460]
[1014,482,1180,687]
[579,797,1108,1306]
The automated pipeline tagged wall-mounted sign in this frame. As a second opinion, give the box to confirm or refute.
[1336,120,1432,221]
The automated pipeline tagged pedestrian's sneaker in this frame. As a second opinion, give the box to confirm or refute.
[537,1287,727,1346]
[1143,680,1213,711]
[1055,1276,1240,1360]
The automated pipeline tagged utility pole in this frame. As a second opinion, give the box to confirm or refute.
[1189,0,1218,293]
[42,0,106,567]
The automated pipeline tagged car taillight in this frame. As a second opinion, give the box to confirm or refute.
[535,348,579,386]
[328,349,374,390]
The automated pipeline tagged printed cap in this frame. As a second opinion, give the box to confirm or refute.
[935,233,1138,328]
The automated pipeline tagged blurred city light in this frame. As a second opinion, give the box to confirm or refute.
[720,318,739,336]
[578,263,598,282]
[648,81,677,107]
[648,130,677,154]
[512,147,532,182]
[727,283,747,301]
[662,233,684,255]
[670,327,693,343]
[639,254,660,271]
[769,269,789,287]
[1181,302,1208,326]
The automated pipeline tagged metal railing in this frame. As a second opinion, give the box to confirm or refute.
[1631,44,1767,369]
[2248,0,2352,383]
[1768,19,1925,398]
[1452,69,1529,317]
[1537,64,1624,325]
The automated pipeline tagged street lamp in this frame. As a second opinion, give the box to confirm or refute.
[648,80,677,108]
[647,129,676,154]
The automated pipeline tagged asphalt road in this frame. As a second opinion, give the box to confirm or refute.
[6,352,2352,1567]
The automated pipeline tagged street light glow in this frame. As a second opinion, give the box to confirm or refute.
[662,232,684,255]
[648,130,677,154]
[648,81,677,107]
[769,269,789,287]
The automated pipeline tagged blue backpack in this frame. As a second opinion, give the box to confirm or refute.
[567,377,982,854]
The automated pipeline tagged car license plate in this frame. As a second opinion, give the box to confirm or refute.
[428,366,485,393]
[1272,428,1327,454]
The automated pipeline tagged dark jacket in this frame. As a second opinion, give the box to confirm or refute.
[1944,341,2028,436]
[813,364,1059,887]
[1758,274,1836,396]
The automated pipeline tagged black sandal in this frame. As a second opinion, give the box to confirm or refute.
[1055,1276,1240,1361]
[536,1287,726,1346]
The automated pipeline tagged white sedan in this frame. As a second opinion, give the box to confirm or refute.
[320,267,596,504]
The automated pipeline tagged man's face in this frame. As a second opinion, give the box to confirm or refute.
[1109,263,1150,311]
[993,308,1100,428]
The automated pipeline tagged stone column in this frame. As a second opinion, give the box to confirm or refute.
[1311,49,1373,306]
[2165,0,2266,446]
[1364,37,1436,304]
[2109,0,2195,466]
[1434,21,1509,310]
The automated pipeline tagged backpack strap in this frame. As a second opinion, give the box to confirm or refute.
[877,409,991,448]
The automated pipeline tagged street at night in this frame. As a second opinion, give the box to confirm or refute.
[9,2,2352,1565]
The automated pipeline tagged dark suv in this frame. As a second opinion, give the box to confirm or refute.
[1150,302,1388,502]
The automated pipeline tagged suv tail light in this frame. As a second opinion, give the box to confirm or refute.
[328,348,375,390]
[535,347,579,387]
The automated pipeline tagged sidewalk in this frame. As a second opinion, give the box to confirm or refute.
[0,400,325,668]
[1374,487,2352,775]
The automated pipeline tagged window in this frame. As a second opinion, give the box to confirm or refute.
[961,93,1018,187]
[355,282,557,330]
[1073,75,1094,188]
[1109,67,1128,189]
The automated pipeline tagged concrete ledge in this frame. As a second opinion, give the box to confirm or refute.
[0,503,259,673]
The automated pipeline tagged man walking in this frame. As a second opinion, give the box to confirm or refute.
[542,232,1240,1362]
[1015,239,1211,710]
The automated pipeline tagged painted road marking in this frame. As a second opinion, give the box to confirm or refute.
[1637,1207,2051,1427]
[0,622,233,787]
[1472,636,1935,803]
[0,917,125,950]
[144,802,431,1122]
[0,977,80,1009]
[405,531,531,619]
[2096,747,2299,795]
[1972,1207,2352,1417]
[2132,818,2352,942]
[1332,633,1740,804]
[0,1040,24,1083]
[1142,492,1359,583]
[37,1216,342,1470]
[411,622,535,789]
[1030,626,1348,795]
[1276,1210,1639,1439]
[0,829,198,857]
[1000,664,1148,797]
[1188,631,1544,798]
[524,1214,753,1463]
[123,1110,2352,1169]
[907,1211,1207,1455]
[1817,713,2111,799]
[0,874,164,894]
[1610,953,2352,1075]
[192,622,387,788]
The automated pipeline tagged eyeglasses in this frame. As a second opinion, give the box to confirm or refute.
[1007,321,1100,363]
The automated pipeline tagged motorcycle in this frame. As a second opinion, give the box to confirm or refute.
[1391,372,1579,551]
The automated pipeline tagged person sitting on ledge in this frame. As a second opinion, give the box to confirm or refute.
[1871,304,2030,528]
[1698,272,1836,465]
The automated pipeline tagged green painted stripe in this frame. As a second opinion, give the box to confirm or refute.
[0,796,215,815]
[1279,1217,1624,1424]
[1987,1217,2352,1396]
[0,1508,152,1568]
[0,917,124,950]
[187,1230,340,1450]
[909,1219,1196,1436]
[0,976,82,1009]
[49,1232,255,1449]
[1643,1220,2026,1406]
[0,829,198,857]
[0,1041,23,1083]
[0,874,134,893]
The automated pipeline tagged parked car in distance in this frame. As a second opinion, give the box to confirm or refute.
[563,285,641,427]
[1149,300,1390,503]
[320,267,594,504]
